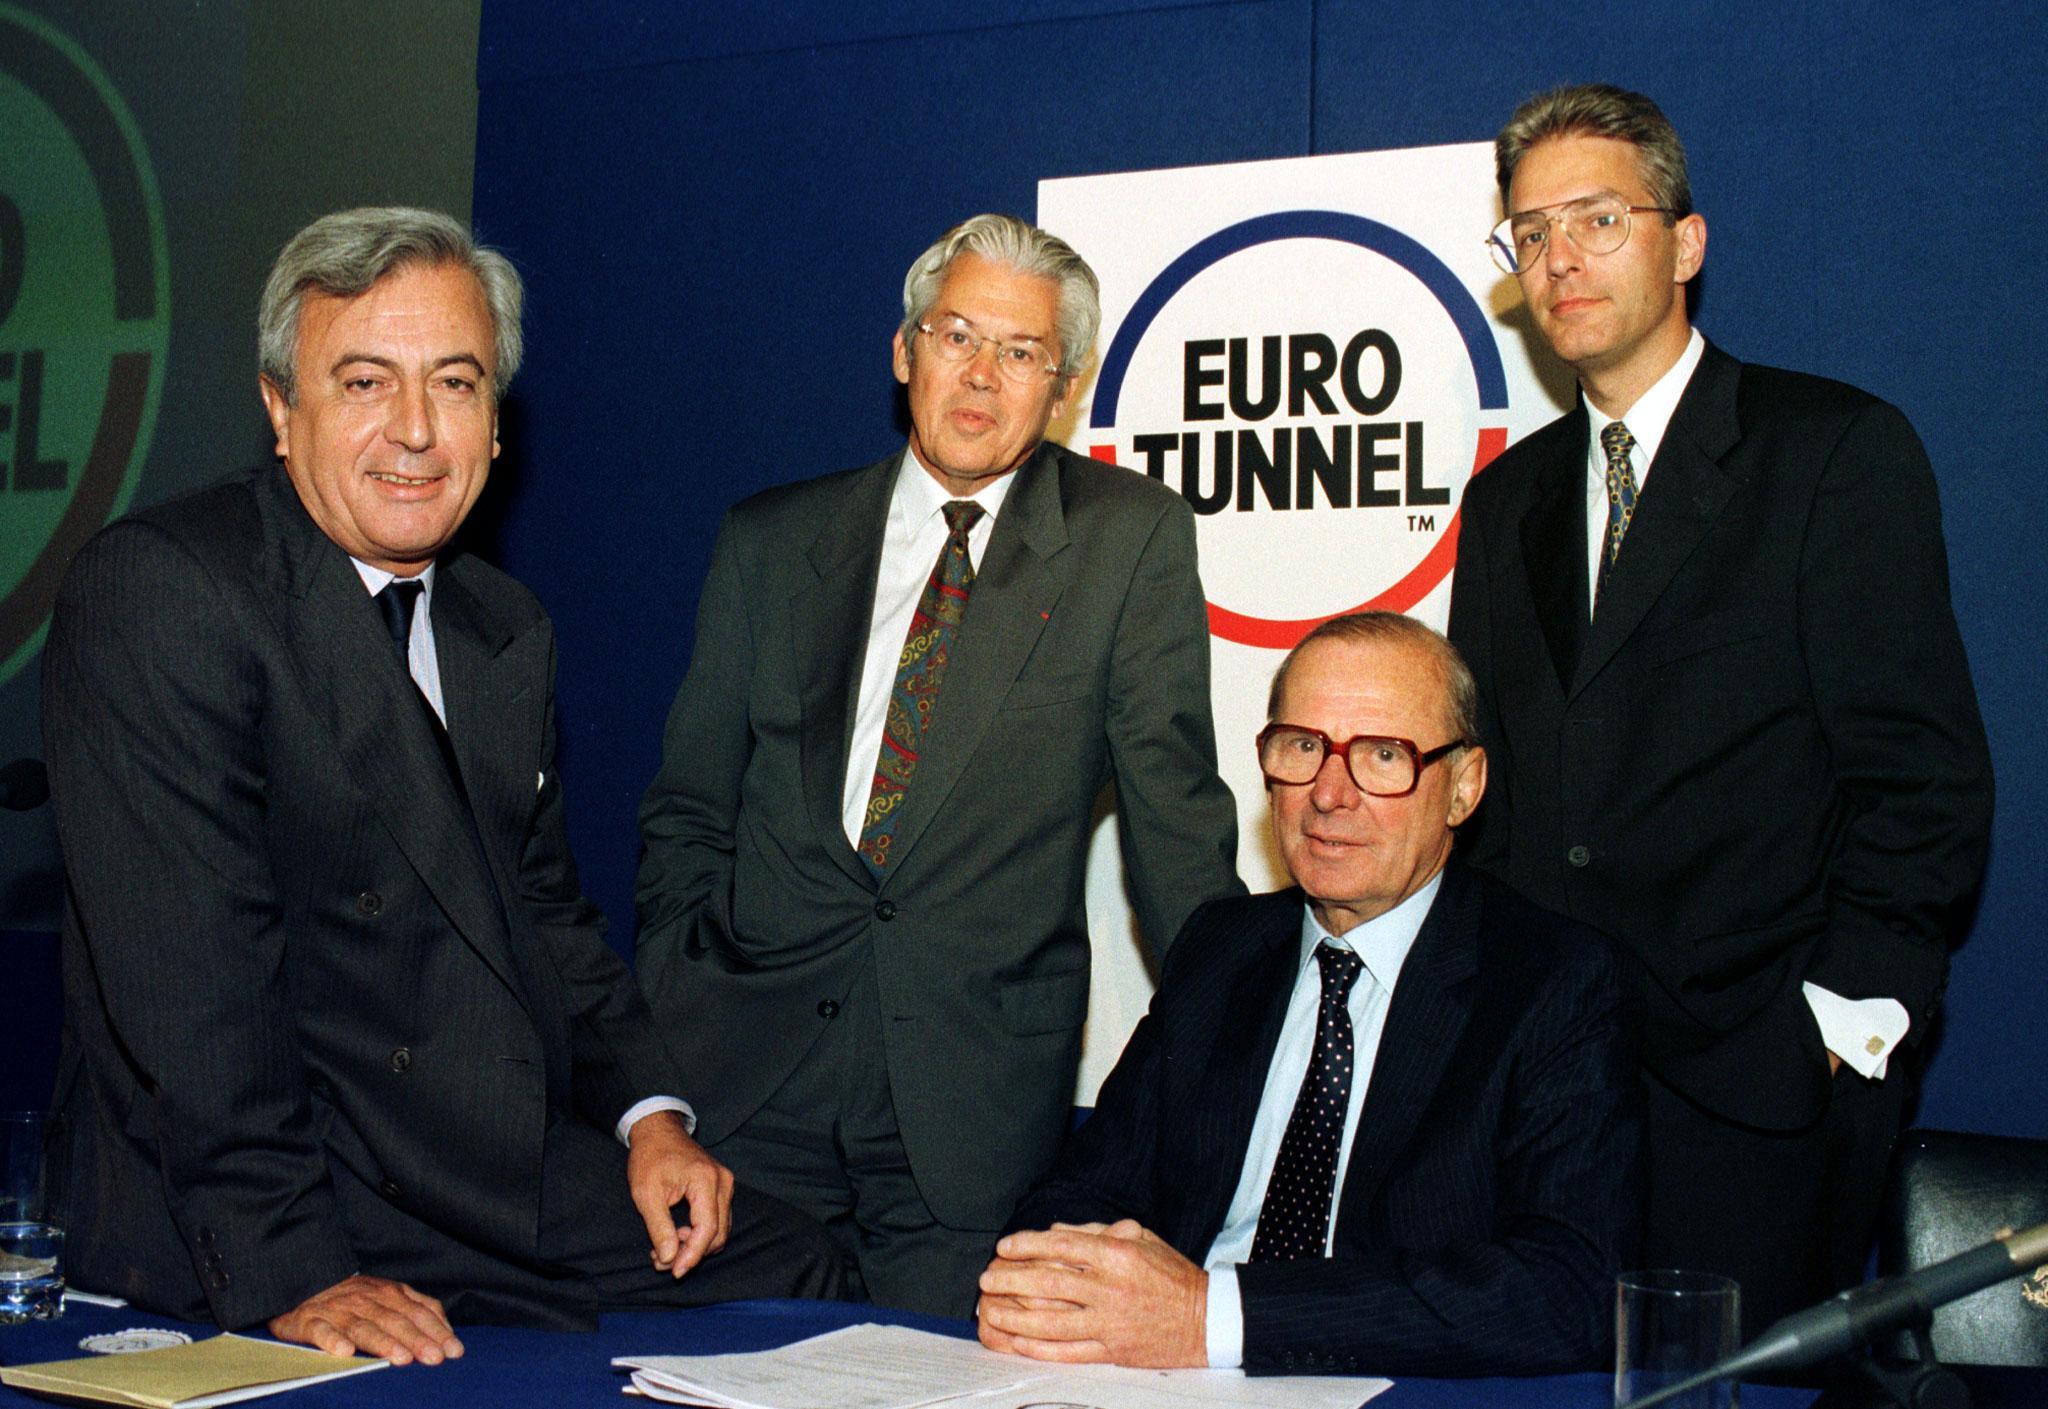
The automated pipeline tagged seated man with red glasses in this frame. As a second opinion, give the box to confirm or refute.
[978,611,1642,1377]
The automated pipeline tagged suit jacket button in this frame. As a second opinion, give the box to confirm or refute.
[817,1000,839,1019]
[208,1269,231,1291]
[873,899,896,921]
[196,1227,217,1250]
[1566,844,1591,867]
[389,1047,411,1073]
[203,1251,223,1271]
[356,890,383,916]
[380,1179,402,1200]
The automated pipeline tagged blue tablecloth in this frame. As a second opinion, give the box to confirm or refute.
[1,1295,1829,1408]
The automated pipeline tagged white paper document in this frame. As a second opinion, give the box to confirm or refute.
[614,1324,1389,1409]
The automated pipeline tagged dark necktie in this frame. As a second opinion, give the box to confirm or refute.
[374,579,467,791]
[375,578,424,666]
[1594,420,1638,611]
[1250,943,1368,1262]
[856,499,985,876]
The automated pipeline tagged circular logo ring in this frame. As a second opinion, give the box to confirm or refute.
[1088,209,1508,648]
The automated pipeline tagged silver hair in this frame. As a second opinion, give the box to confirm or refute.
[1495,83,1693,220]
[899,213,1101,384]
[1266,611,1480,746]
[258,206,524,403]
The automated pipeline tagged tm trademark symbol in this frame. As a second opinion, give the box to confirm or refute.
[1407,513,1435,533]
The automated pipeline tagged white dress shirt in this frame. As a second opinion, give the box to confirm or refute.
[349,556,693,1144]
[349,559,446,723]
[1580,328,1705,602]
[1201,871,1443,1368]
[838,449,1016,846]
[1575,333,1908,1080]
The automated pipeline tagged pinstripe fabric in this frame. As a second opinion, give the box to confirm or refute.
[1007,863,1643,1377]
[40,468,839,1331]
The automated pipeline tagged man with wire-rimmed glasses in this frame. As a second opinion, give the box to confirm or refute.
[636,214,1242,1319]
[981,612,1640,1376]
[1449,84,1992,1339]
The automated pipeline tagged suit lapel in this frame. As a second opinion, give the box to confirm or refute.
[256,472,528,1003]
[1517,408,1591,692]
[430,560,527,877]
[1571,343,1746,694]
[1335,864,1481,1233]
[1187,893,1307,1248]
[877,443,1069,878]
[796,458,897,889]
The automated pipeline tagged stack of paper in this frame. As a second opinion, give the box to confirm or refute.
[0,1332,388,1408]
[614,1324,1389,1409]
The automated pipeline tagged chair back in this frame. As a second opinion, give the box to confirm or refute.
[1880,1128,2048,1367]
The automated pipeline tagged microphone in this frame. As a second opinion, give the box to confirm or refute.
[0,758,49,811]
[1618,1222,2048,1409]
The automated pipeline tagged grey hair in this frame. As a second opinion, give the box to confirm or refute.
[258,206,524,403]
[1266,611,1479,746]
[1495,83,1693,220]
[899,213,1101,384]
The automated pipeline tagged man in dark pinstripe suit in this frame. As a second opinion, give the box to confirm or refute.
[979,613,1641,1377]
[40,208,839,1366]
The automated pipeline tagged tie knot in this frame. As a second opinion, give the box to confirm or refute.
[1315,943,1365,1003]
[1600,420,1635,466]
[941,500,985,537]
[375,579,424,657]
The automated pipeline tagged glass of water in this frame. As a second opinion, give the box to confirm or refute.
[0,1221,63,1321]
[1616,1269,1740,1408]
[0,1112,63,1321]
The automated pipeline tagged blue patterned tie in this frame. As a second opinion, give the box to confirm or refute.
[1595,420,1637,611]
[1251,943,1367,1262]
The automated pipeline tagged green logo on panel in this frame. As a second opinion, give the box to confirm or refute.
[0,3,169,687]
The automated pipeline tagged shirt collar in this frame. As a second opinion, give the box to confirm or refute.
[1298,868,1445,994]
[888,444,1021,542]
[350,556,436,609]
[1582,326,1705,468]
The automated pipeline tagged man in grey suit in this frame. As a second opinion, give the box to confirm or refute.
[636,213,1244,1318]
[41,208,841,1367]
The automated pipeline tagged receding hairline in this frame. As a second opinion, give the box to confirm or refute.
[1269,631,1464,741]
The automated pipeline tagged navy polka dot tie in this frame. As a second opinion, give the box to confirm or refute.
[1250,943,1367,1262]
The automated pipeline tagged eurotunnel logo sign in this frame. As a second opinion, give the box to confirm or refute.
[1084,210,1509,648]
[1040,143,1556,651]
[0,4,169,688]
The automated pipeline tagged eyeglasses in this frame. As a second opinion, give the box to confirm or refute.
[1486,194,1677,275]
[917,316,1061,384]
[1256,723,1469,797]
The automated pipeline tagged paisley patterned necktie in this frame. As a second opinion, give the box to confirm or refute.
[1595,419,1638,611]
[856,499,985,876]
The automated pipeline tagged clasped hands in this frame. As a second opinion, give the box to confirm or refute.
[977,1219,1208,1369]
[267,1111,733,1365]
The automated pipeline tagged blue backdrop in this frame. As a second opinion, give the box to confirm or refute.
[469,0,2047,1141]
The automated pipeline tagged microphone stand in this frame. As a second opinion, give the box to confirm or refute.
[1618,1222,2048,1409]
[1842,1321,1970,1409]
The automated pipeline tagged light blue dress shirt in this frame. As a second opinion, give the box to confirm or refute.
[1202,870,1443,1368]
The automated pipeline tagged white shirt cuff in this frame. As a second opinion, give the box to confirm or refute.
[1205,1264,1243,1369]
[1802,982,1910,1080]
[615,1096,697,1146]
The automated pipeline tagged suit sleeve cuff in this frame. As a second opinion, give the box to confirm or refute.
[616,1096,697,1146]
[1802,982,1909,1080]
[1205,1263,1243,1369]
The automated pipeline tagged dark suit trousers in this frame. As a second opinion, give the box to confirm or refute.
[1643,1062,1911,1340]
[705,950,998,1320]
[333,1117,848,1329]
